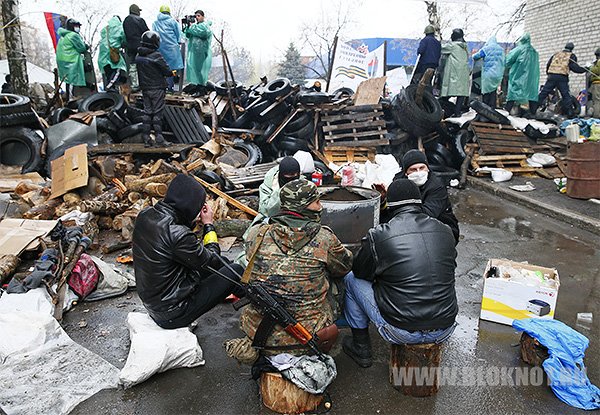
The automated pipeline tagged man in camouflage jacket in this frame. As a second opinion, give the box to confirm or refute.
[240,179,353,355]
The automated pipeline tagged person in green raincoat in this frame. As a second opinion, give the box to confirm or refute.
[472,36,505,108]
[440,29,470,117]
[56,19,88,97]
[184,10,212,90]
[504,33,540,116]
[98,16,127,91]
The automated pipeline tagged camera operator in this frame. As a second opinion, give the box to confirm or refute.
[184,10,213,96]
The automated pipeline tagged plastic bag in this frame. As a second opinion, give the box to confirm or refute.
[119,312,205,388]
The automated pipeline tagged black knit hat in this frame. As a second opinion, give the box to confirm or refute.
[278,156,301,187]
[164,174,207,226]
[387,179,422,208]
[401,149,428,173]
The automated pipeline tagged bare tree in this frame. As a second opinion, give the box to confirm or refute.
[1,0,29,95]
[58,0,111,56]
[424,1,442,38]
[170,0,194,21]
[298,0,359,80]
[495,1,527,39]
[21,23,55,71]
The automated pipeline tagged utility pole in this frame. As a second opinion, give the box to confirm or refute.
[1,0,29,95]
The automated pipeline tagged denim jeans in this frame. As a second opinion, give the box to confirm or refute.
[343,272,456,345]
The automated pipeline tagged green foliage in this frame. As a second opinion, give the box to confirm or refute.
[277,42,305,84]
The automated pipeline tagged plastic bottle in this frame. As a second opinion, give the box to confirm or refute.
[341,165,355,186]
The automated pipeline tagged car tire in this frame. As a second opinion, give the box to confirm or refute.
[0,94,36,127]
[96,117,118,137]
[276,136,310,153]
[285,112,312,133]
[430,164,460,186]
[230,111,253,129]
[0,111,39,128]
[0,127,44,173]
[50,108,75,125]
[286,120,315,140]
[215,80,243,97]
[264,78,291,101]
[78,92,126,114]
[107,110,130,129]
[391,86,443,137]
[195,169,225,189]
[233,140,263,167]
[117,123,145,141]
[470,99,511,125]
[256,102,289,123]
[331,87,354,100]
[126,106,146,124]
[297,91,331,105]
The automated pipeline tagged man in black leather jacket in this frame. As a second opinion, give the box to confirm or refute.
[342,179,458,368]
[392,150,459,244]
[133,174,243,329]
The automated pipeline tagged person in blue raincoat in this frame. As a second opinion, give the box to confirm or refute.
[184,10,212,89]
[152,5,184,91]
[472,36,505,108]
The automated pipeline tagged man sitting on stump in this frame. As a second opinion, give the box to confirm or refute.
[343,179,458,368]
[133,174,243,329]
[237,179,353,359]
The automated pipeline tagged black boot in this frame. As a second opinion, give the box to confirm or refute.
[342,328,372,368]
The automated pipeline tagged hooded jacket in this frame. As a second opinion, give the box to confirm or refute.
[132,198,222,322]
[505,33,540,102]
[353,205,458,331]
[152,12,184,70]
[97,16,127,71]
[184,20,213,85]
[473,36,505,94]
[123,13,149,55]
[135,46,172,90]
[240,212,353,352]
[417,33,441,67]
[56,27,87,86]
[440,40,470,97]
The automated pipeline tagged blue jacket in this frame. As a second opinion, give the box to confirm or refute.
[417,34,441,67]
[152,13,184,70]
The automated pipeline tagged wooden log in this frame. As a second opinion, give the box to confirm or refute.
[80,200,129,215]
[114,158,136,179]
[193,176,258,217]
[87,176,106,196]
[22,198,61,219]
[125,173,175,193]
[94,187,123,202]
[113,214,124,231]
[128,192,142,204]
[144,182,168,198]
[389,343,442,397]
[97,216,114,230]
[121,216,135,241]
[259,372,323,414]
[63,192,82,206]
[519,333,549,366]
[101,240,131,254]
[14,181,43,196]
[0,255,20,284]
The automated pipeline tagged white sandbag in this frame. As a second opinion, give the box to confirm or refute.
[119,312,205,388]
[0,288,53,315]
[0,312,119,415]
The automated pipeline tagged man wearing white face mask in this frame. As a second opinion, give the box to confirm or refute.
[393,150,459,244]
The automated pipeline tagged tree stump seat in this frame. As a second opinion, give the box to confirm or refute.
[389,342,443,397]
[259,372,323,414]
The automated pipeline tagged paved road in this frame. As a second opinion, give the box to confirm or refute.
[67,187,600,415]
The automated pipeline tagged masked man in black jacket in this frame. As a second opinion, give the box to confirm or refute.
[133,174,244,329]
[392,150,459,244]
[135,31,173,147]
[342,179,458,368]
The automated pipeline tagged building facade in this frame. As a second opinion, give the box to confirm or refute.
[524,0,600,95]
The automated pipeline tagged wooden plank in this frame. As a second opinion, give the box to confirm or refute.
[473,128,525,137]
[475,154,527,161]
[479,146,533,155]
[343,104,382,112]
[353,76,387,106]
[322,119,386,132]
[325,129,387,141]
[88,143,194,155]
[321,111,382,123]
[324,138,389,147]
[478,138,534,147]
[193,176,258,217]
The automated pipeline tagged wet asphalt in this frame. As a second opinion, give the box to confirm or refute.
[64,187,599,415]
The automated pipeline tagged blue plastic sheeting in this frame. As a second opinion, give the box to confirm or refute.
[348,37,514,67]
[513,318,600,410]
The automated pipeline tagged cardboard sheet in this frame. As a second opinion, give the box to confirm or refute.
[0,218,58,256]
[50,144,88,199]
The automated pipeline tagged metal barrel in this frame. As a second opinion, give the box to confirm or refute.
[566,142,600,199]
[319,186,380,251]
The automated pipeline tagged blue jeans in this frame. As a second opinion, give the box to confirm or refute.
[343,272,456,345]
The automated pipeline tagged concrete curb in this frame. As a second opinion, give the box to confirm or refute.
[466,177,600,236]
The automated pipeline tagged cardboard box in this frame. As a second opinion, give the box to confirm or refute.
[480,258,560,326]
[0,218,58,256]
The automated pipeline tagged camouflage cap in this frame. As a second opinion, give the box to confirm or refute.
[280,178,319,213]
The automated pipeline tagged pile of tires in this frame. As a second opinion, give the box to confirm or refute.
[470,99,511,125]
[0,94,44,173]
[391,86,443,138]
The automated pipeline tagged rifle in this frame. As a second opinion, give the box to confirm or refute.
[203,261,325,359]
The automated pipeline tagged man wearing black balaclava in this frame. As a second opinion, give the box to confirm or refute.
[133,174,244,329]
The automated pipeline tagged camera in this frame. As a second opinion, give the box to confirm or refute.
[181,15,196,27]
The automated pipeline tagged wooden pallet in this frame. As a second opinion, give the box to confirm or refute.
[324,146,376,164]
[321,104,388,148]
[471,154,537,175]
[469,121,533,155]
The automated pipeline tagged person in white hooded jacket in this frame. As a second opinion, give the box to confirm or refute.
[391,150,459,244]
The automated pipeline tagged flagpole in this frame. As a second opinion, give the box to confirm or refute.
[325,35,338,93]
